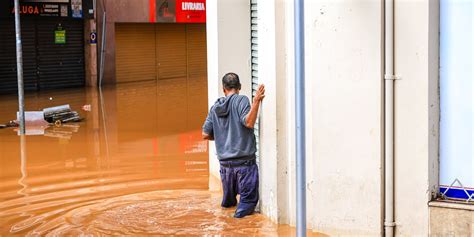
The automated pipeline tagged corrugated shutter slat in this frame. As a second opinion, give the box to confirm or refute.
[37,18,85,90]
[156,24,187,79]
[186,24,207,78]
[251,0,259,161]
[0,19,38,93]
[116,23,157,83]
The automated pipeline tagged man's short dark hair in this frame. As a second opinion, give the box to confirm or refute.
[222,72,241,90]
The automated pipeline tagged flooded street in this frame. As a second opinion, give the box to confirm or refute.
[0,80,317,236]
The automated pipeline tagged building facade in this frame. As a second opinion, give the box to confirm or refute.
[206,0,473,236]
[96,0,207,85]
[0,0,97,93]
[0,0,209,92]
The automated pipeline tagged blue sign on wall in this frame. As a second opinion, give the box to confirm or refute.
[90,32,97,44]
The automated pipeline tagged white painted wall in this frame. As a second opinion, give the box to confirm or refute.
[256,0,279,222]
[255,0,296,224]
[256,1,385,235]
[206,0,251,188]
[394,0,439,235]
[207,0,441,236]
[305,1,383,235]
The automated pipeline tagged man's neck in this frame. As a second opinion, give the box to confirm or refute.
[224,90,238,97]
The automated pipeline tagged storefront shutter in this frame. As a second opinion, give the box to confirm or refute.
[251,0,260,161]
[36,18,85,89]
[115,23,157,83]
[156,23,187,79]
[186,23,208,130]
[186,24,207,78]
[0,18,38,93]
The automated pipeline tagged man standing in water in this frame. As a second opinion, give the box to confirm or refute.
[202,72,265,218]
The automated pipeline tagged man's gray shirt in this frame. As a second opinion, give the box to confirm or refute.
[202,94,256,161]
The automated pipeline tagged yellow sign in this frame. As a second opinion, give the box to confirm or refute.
[55,30,66,44]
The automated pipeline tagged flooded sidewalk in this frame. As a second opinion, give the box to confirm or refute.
[0,80,315,236]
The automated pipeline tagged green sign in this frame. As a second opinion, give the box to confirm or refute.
[55,30,66,44]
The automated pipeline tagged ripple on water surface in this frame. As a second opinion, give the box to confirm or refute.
[0,82,323,236]
[37,190,282,236]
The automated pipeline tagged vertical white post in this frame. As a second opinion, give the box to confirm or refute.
[294,0,306,236]
[384,0,395,236]
[14,0,25,134]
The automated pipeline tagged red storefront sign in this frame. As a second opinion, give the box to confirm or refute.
[151,0,206,23]
[175,0,206,23]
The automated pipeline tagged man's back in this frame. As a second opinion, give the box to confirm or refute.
[202,72,264,218]
[202,94,256,160]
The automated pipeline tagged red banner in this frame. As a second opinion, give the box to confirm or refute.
[175,0,206,23]
[149,0,156,22]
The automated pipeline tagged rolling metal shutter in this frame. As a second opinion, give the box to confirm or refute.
[115,24,157,83]
[186,23,208,130]
[116,23,206,82]
[0,19,38,93]
[0,19,20,93]
[37,18,85,90]
[0,18,85,93]
[251,0,260,161]
[156,24,187,79]
[186,24,207,78]
[21,19,39,91]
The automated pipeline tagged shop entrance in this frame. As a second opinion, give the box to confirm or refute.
[115,23,207,82]
[0,18,85,93]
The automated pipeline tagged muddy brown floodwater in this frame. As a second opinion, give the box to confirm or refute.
[0,80,324,236]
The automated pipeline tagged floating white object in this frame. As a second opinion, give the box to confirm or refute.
[82,104,92,112]
[16,111,48,126]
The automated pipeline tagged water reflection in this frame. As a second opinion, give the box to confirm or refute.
[0,79,323,236]
[18,135,28,198]
[0,79,209,235]
[13,124,81,139]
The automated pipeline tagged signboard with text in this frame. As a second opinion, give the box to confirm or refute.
[71,0,82,18]
[176,0,206,23]
[0,0,93,19]
[152,0,206,23]
[11,2,67,17]
[55,29,66,44]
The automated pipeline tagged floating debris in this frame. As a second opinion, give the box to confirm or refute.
[82,104,92,112]
[0,121,18,129]
[0,104,83,129]
[43,104,82,123]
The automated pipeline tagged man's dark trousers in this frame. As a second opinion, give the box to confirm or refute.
[219,159,259,218]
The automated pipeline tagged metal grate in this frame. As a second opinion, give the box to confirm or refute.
[0,18,38,93]
[250,0,259,162]
[439,178,474,203]
[0,18,85,93]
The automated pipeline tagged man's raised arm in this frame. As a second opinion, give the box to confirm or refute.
[245,84,265,129]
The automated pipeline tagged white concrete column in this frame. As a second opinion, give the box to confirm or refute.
[305,1,383,235]
[206,0,251,189]
[283,0,296,226]
[394,0,439,235]
[255,0,298,225]
[257,0,279,222]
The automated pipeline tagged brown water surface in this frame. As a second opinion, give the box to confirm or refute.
[0,80,322,236]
